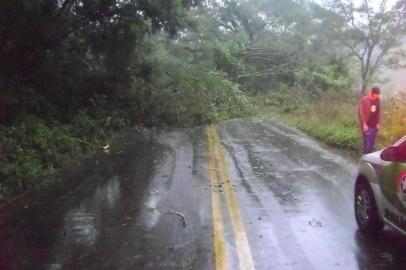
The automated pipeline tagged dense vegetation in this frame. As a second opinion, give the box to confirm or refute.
[1,0,405,200]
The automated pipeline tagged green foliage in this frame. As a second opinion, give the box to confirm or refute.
[0,1,263,200]
[295,64,354,94]
[296,122,360,150]
[257,86,303,113]
[0,118,81,197]
[0,0,201,121]
[126,28,258,127]
[211,40,245,77]
[257,90,362,152]
[140,60,257,126]
[0,110,138,200]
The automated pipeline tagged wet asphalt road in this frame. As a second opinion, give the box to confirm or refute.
[1,119,406,270]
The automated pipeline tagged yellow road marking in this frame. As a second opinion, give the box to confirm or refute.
[208,128,229,270]
[207,126,256,270]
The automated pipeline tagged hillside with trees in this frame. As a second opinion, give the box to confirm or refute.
[1,0,405,200]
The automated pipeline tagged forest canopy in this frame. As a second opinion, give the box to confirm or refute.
[1,0,405,123]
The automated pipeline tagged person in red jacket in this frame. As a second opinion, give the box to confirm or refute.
[358,87,381,154]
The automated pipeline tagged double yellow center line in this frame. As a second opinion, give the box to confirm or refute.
[207,126,256,270]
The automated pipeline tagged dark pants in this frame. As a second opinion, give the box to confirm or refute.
[363,128,378,154]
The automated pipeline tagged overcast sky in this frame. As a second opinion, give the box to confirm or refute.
[314,0,398,10]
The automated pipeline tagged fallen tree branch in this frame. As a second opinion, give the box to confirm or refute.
[169,210,187,227]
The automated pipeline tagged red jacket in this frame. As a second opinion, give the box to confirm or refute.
[358,93,380,131]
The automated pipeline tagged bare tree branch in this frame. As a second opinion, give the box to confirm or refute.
[327,0,406,92]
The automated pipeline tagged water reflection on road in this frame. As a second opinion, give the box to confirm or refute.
[0,142,157,269]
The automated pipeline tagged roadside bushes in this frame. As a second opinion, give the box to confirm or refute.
[0,32,259,201]
[287,97,361,151]
[383,92,406,144]
[0,110,137,201]
[0,79,257,200]
[0,118,81,199]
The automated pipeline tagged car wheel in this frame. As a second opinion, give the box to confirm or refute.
[354,180,384,233]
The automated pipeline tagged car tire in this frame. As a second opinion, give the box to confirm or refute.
[354,180,384,233]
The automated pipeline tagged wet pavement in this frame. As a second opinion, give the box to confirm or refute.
[1,119,406,270]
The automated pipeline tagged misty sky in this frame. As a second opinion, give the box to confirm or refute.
[315,0,398,10]
[313,0,405,93]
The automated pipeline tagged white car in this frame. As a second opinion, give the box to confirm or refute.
[354,136,406,234]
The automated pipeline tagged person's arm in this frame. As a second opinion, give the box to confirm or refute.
[359,99,368,132]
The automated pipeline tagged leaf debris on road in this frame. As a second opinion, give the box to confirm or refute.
[169,210,187,227]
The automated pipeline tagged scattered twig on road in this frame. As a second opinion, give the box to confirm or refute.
[169,210,187,227]
[213,183,224,192]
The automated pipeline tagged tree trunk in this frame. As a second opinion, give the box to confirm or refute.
[361,78,368,95]
[360,64,368,95]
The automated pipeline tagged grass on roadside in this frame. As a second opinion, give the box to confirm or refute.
[256,89,405,154]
